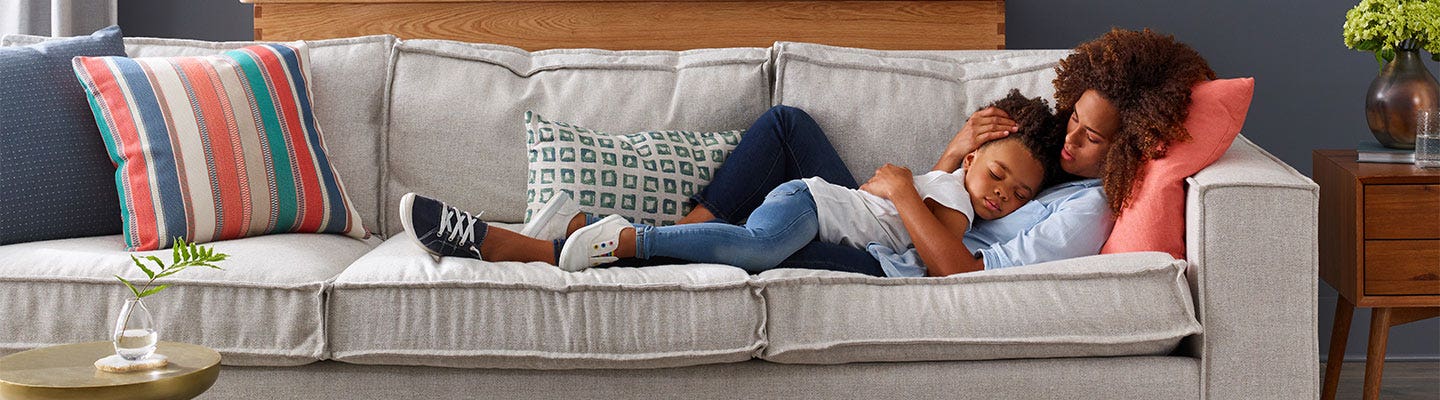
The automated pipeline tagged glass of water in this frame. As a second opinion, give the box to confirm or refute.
[1418,109,1440,168]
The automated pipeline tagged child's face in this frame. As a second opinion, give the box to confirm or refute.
[962,140,1045,220]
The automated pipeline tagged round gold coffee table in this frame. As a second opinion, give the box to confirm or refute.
[0,341,220,400]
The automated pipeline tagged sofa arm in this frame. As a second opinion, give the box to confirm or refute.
[1183,135,1319,399]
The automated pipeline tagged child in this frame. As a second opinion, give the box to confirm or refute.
[399,90,1063,276]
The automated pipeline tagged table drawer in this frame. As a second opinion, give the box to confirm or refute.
[1365,185,1440,239]
[1364,240,1440,295]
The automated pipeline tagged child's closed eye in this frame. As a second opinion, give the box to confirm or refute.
[988,167,1005,181]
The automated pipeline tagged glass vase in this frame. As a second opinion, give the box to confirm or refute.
[1365,39,1440,149]
[112,298,158,360]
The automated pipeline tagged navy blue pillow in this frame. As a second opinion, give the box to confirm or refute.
[0,26,127,244]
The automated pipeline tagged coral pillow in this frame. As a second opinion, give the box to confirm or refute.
[1100,78,1255,259]
[73,43,369,250]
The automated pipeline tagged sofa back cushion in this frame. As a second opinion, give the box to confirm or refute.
[384,40,771,232]
[772,42,1070,182]
[2,34,397,236]
[0,26,127,245]
[73,43,370,250]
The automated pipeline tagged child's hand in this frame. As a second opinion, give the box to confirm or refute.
[944,107,1016,158]
[860,164,916,200]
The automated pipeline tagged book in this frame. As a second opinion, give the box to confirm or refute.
[1357,140,1415,163]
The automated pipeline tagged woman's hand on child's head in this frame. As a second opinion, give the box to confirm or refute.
[860,164,916,200]
[945,107,1017,159]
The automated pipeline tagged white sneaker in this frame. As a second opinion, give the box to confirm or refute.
[557,214,631,272]
[521,192,580,241]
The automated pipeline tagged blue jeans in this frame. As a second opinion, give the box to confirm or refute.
[638,180,819,273]
[694,106,859,222]
[693,106,883,276]
[596,106,883,276]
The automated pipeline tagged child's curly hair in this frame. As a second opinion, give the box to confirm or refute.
[982,89,1065,187]
[1052,28,1215,213]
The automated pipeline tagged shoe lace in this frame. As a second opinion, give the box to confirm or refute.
[438,206,483,246]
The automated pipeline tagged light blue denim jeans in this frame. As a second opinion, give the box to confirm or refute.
[636,180,819,273]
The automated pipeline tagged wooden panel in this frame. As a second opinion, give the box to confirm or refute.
[1364,240,1440,295]
[1364,184,1440,239]
[1357,295,1440,307]
[1314,150,1440,185]
[1317,151,1362,302]
[250,1,1005,51]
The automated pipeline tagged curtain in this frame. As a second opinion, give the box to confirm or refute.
[0,0,116,37]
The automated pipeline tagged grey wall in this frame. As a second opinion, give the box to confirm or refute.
[120,0,1437,360]
[118,0,252,42]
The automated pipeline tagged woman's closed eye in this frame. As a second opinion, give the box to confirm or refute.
[1073,112,1103,144]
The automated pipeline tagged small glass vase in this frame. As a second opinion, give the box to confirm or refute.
[112,298,158,360]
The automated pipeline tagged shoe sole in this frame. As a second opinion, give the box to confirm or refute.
[398,192,443,258]
[521,192,571,239]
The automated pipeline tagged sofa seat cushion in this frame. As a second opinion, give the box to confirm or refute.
[0,233,378,366]
[328,232,764,369]
[756,252,1201,364]
[384,40,773,230]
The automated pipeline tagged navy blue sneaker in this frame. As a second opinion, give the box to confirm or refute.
[399,193,487,259]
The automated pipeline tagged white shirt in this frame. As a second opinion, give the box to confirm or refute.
[802,169,976,251]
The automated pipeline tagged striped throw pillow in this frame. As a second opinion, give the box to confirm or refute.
[72,43,368,250]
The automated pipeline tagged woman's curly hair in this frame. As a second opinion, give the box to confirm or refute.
[982,89,1065,187]
[1052,28,1216,213]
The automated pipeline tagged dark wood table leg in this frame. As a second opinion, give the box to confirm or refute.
[1363,307,1393,400]
[1322,296,1355,400]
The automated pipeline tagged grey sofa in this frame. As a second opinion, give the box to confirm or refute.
[0,34,1319,399]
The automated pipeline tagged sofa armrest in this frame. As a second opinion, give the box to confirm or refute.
[1183,135,1318,400]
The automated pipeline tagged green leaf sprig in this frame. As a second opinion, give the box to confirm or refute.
[115,238,228,299]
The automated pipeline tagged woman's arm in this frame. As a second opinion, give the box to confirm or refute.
[860,164,983,276]
[933,107,1017,172]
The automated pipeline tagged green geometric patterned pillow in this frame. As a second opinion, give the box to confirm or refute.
[524,111,744,226]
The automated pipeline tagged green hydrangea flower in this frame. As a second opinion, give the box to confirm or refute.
[1342,0,1440,64]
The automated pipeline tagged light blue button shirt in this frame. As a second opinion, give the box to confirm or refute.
[868,178,1114,277]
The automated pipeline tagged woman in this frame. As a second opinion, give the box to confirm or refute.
[400,28,1215,276]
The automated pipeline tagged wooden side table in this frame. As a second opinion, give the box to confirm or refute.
[0,341,220,400]
[1314,150,1440,400]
